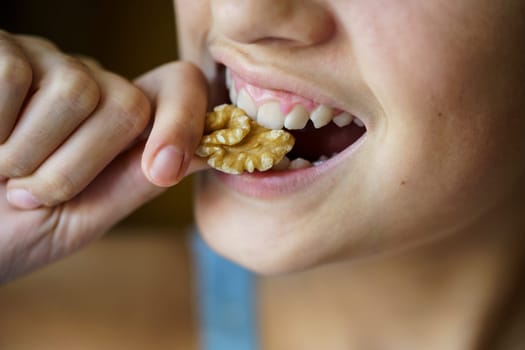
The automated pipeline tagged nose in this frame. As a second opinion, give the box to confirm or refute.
[211,0,335,46]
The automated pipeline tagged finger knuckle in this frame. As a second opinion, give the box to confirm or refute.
[0,54,32,90]
[107,85,151,136]
[51,63,100,114]
[0,149,35,177]
[38,169,79,204]
[75,54,102,70]
[17,34,58,51]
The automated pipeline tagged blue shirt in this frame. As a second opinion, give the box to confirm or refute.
[192,233,259,350]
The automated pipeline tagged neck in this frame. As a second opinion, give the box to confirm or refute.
[260,205,525,350]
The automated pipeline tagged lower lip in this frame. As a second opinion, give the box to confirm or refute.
[212,135,366,199]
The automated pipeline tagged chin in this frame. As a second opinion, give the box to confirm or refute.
[193,175,343,275]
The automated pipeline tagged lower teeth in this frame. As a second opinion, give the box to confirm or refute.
[272,154,332,171]
[312,155,329,166]
[289,158,311,170]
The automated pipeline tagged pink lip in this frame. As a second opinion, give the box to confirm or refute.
[231,70,338,115]
[212,135,366,199]
[210,46,355,116]
[214,164,329,199]
[208,46,367,198]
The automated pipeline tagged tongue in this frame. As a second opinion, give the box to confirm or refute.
[287,122,365,161]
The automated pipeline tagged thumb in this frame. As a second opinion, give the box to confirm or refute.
[135,61,209,187]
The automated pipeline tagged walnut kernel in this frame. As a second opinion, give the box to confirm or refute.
[196,104,295,174]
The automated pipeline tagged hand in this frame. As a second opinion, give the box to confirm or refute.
[0,31,208,283]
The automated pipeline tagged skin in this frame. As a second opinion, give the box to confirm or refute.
[174,0,525,272]
[1,0,525,347]
[174,0,525,347]
[0,32,207,282]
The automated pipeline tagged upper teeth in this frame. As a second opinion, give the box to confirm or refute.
[332,112,353,127]
[228,73,364,131]
[284,105,309,130]
[257,101,284,130]
[237,88,258,118]
[310,105,333,128]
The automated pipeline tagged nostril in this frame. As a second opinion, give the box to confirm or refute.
[212,0,335,46]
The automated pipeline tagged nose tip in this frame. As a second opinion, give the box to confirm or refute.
[211,0,335,46]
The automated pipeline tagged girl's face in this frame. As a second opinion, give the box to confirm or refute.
[175,0,525,273]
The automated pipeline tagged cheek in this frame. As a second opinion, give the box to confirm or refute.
[365,104,525,248]
[351,1,525,236]
[175,0,215,77]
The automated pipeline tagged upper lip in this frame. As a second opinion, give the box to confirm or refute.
[208,42,368,124]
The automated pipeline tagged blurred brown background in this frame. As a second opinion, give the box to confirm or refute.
[0,2,200,349]
[0,0,195,229]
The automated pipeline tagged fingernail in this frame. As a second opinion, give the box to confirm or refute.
[7,189,43,209]
[149,145,184,186]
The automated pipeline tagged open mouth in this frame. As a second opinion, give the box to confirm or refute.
[221,66,367,171]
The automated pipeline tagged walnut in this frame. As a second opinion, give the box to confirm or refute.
[196,104,295,174]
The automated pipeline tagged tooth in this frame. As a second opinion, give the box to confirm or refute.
[229,85,238,105]
[332,112,353,127]
[237,89,258,119]
[284,105,309,130]
[257,101,284,130]
[313,155,329,166]
[310,105,333,128]
[353,117,365,127]
[289,158,311,170]
[273,156,291,171]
